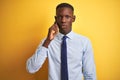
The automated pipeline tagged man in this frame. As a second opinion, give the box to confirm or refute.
[26,3,96,80]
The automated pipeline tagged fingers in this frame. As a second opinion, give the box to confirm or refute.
[54,23,59,33]
[50,23,59,33]
[47,23,59,41]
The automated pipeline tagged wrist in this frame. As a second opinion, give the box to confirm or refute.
[42,39,51,48]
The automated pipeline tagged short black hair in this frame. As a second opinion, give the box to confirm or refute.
[56,3,74,11]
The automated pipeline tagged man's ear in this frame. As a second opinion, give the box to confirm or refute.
[72,15,76,22]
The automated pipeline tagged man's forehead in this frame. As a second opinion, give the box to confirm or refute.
[56,7,73,15]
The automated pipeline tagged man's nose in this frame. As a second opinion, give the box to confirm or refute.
[61,17,66,23]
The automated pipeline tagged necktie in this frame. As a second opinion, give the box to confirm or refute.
[61,36,68,80]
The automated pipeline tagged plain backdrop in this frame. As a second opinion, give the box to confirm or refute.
[0,0,120,80]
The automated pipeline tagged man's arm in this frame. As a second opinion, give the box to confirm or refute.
[26,40,48,73]
[26,23,58,73]
[82,39,96,80]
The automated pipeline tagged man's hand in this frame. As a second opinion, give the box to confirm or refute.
[47,23,59,41]
[43,23,59,48]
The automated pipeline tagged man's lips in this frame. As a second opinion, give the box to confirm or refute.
[62,25,66,26]
[61,25,67,28]
[61,24,67,26]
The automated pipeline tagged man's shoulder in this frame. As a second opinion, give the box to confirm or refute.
[73,32,90,41]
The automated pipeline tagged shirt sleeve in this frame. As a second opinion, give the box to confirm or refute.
[26,39,48,73]
[82,39,96,80]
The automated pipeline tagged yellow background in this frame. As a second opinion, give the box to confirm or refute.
[0,0,120,80]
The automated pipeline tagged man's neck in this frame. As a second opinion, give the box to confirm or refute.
[59,30,72,35]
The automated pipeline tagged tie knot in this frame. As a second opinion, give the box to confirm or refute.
[62,36,67,40]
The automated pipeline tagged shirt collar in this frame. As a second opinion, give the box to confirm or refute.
[56,31,74,40]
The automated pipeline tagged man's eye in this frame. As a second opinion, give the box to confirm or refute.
[65,15,71,18]
[57,16,62,19]
[56,15,71,19]
[58,16,62,18]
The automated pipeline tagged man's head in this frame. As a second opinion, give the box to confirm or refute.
[55,3,75,35]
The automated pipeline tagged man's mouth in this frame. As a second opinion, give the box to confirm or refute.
[61,25,67,28]
[61,24,67,26]
[62,25,66,26]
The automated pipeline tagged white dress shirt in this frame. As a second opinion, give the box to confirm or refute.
[26,31,96,80]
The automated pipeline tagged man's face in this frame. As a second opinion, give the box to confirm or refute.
[55,7,75,35]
